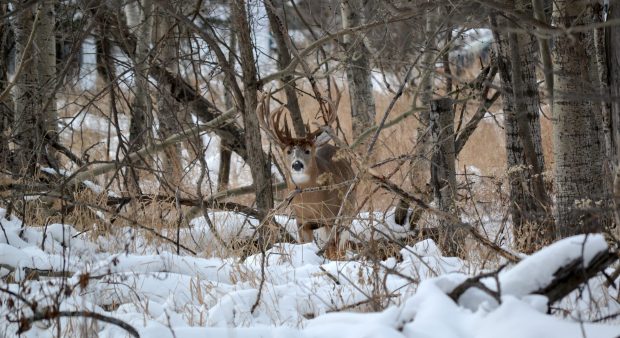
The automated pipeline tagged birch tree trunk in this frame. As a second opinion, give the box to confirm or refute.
[340,0,375,141]
[552,0,608,236]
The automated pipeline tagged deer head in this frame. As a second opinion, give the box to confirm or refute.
[257,91,341,186]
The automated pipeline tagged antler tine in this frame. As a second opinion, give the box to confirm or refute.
[257,93,273,141]
[257,91,292,147]
[306,85,343,141]
[271,104,294,145]
[325,81,342,126]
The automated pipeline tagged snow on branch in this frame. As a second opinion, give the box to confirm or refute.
[450,234,618,308]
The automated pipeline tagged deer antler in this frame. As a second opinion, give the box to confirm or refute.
[306,84,342,141]
[257,91,294,147]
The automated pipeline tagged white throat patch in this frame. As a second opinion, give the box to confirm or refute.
[291,172,311,185]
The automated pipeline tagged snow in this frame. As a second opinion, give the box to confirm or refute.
[499,234,608,296]
[0,208,617,337]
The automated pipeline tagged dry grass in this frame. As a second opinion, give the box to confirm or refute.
[5,66,562,259]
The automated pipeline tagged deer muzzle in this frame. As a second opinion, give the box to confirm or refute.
[292,160,304,172]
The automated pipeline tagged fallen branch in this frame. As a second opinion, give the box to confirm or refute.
[448,235,618,307]
[534,249,618,304]
[448,264,508,303]
[0,264,73,279]
[105,194,263,219]
[19,309,139,338]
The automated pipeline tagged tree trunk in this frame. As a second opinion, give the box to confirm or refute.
[153,5,184,192]
[11,0,57,176]
[553,0,608,236]
[340,0,375,141]
[0,3,12,170]
[430,98,456,211]
[590,1,613,179]
[125,0,154,194]
[394,8,438,227]
[231,0,274,212]
[607,0,620,238]
[218,30,237,193]
[491,9,552,253]
[429,98,461,256]
[264,0,305,137]
[610,0,620,164]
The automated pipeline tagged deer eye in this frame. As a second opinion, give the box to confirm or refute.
[286,149,291,155]
[304,149,310,155]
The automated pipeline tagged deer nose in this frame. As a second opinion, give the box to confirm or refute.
[292,161,304,171]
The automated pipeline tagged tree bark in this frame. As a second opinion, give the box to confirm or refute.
[0,3,11,170]
[125,0,154,194]
[340,0,375,141]
[394,7,438,227]
[153,4,184,192]
[590,1,613,178]
[11,0,57,176]
[264,0,305,137]
[608,0,620,238]
[491,9,551,252]
[429,98,462,256]
[610,0,620,165]
[231,0,274,212]
[218,30,237,193]
[553,0,608,237]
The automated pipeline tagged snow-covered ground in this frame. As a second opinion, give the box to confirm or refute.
[0,207,618,338]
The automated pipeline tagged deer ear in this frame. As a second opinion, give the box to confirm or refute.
[314,131,331,147]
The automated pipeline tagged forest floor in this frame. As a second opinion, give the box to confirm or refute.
[0,204,618,338]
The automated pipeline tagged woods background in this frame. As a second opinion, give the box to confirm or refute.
[0,0,619,259]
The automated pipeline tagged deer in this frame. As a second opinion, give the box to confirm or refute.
[257,91,355,257]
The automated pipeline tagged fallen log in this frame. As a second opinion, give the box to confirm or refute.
[448,234,618,307]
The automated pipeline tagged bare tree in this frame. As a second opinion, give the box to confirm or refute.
[394,7,439,227]
[218,31,237,193]
[429,98,461,256]
[231,0,274,212]
[491,2,551,252]
[340,0,376,141]
[0,2,11,170]
[152,4,185,192]
[11,0,58,176]
[552,0,609,236]
[264,0,306,137]
[125,0,154,194]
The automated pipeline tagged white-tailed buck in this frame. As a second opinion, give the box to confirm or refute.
[258,92,354,256]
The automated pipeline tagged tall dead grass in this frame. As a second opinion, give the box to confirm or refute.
[8,69,559,258]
